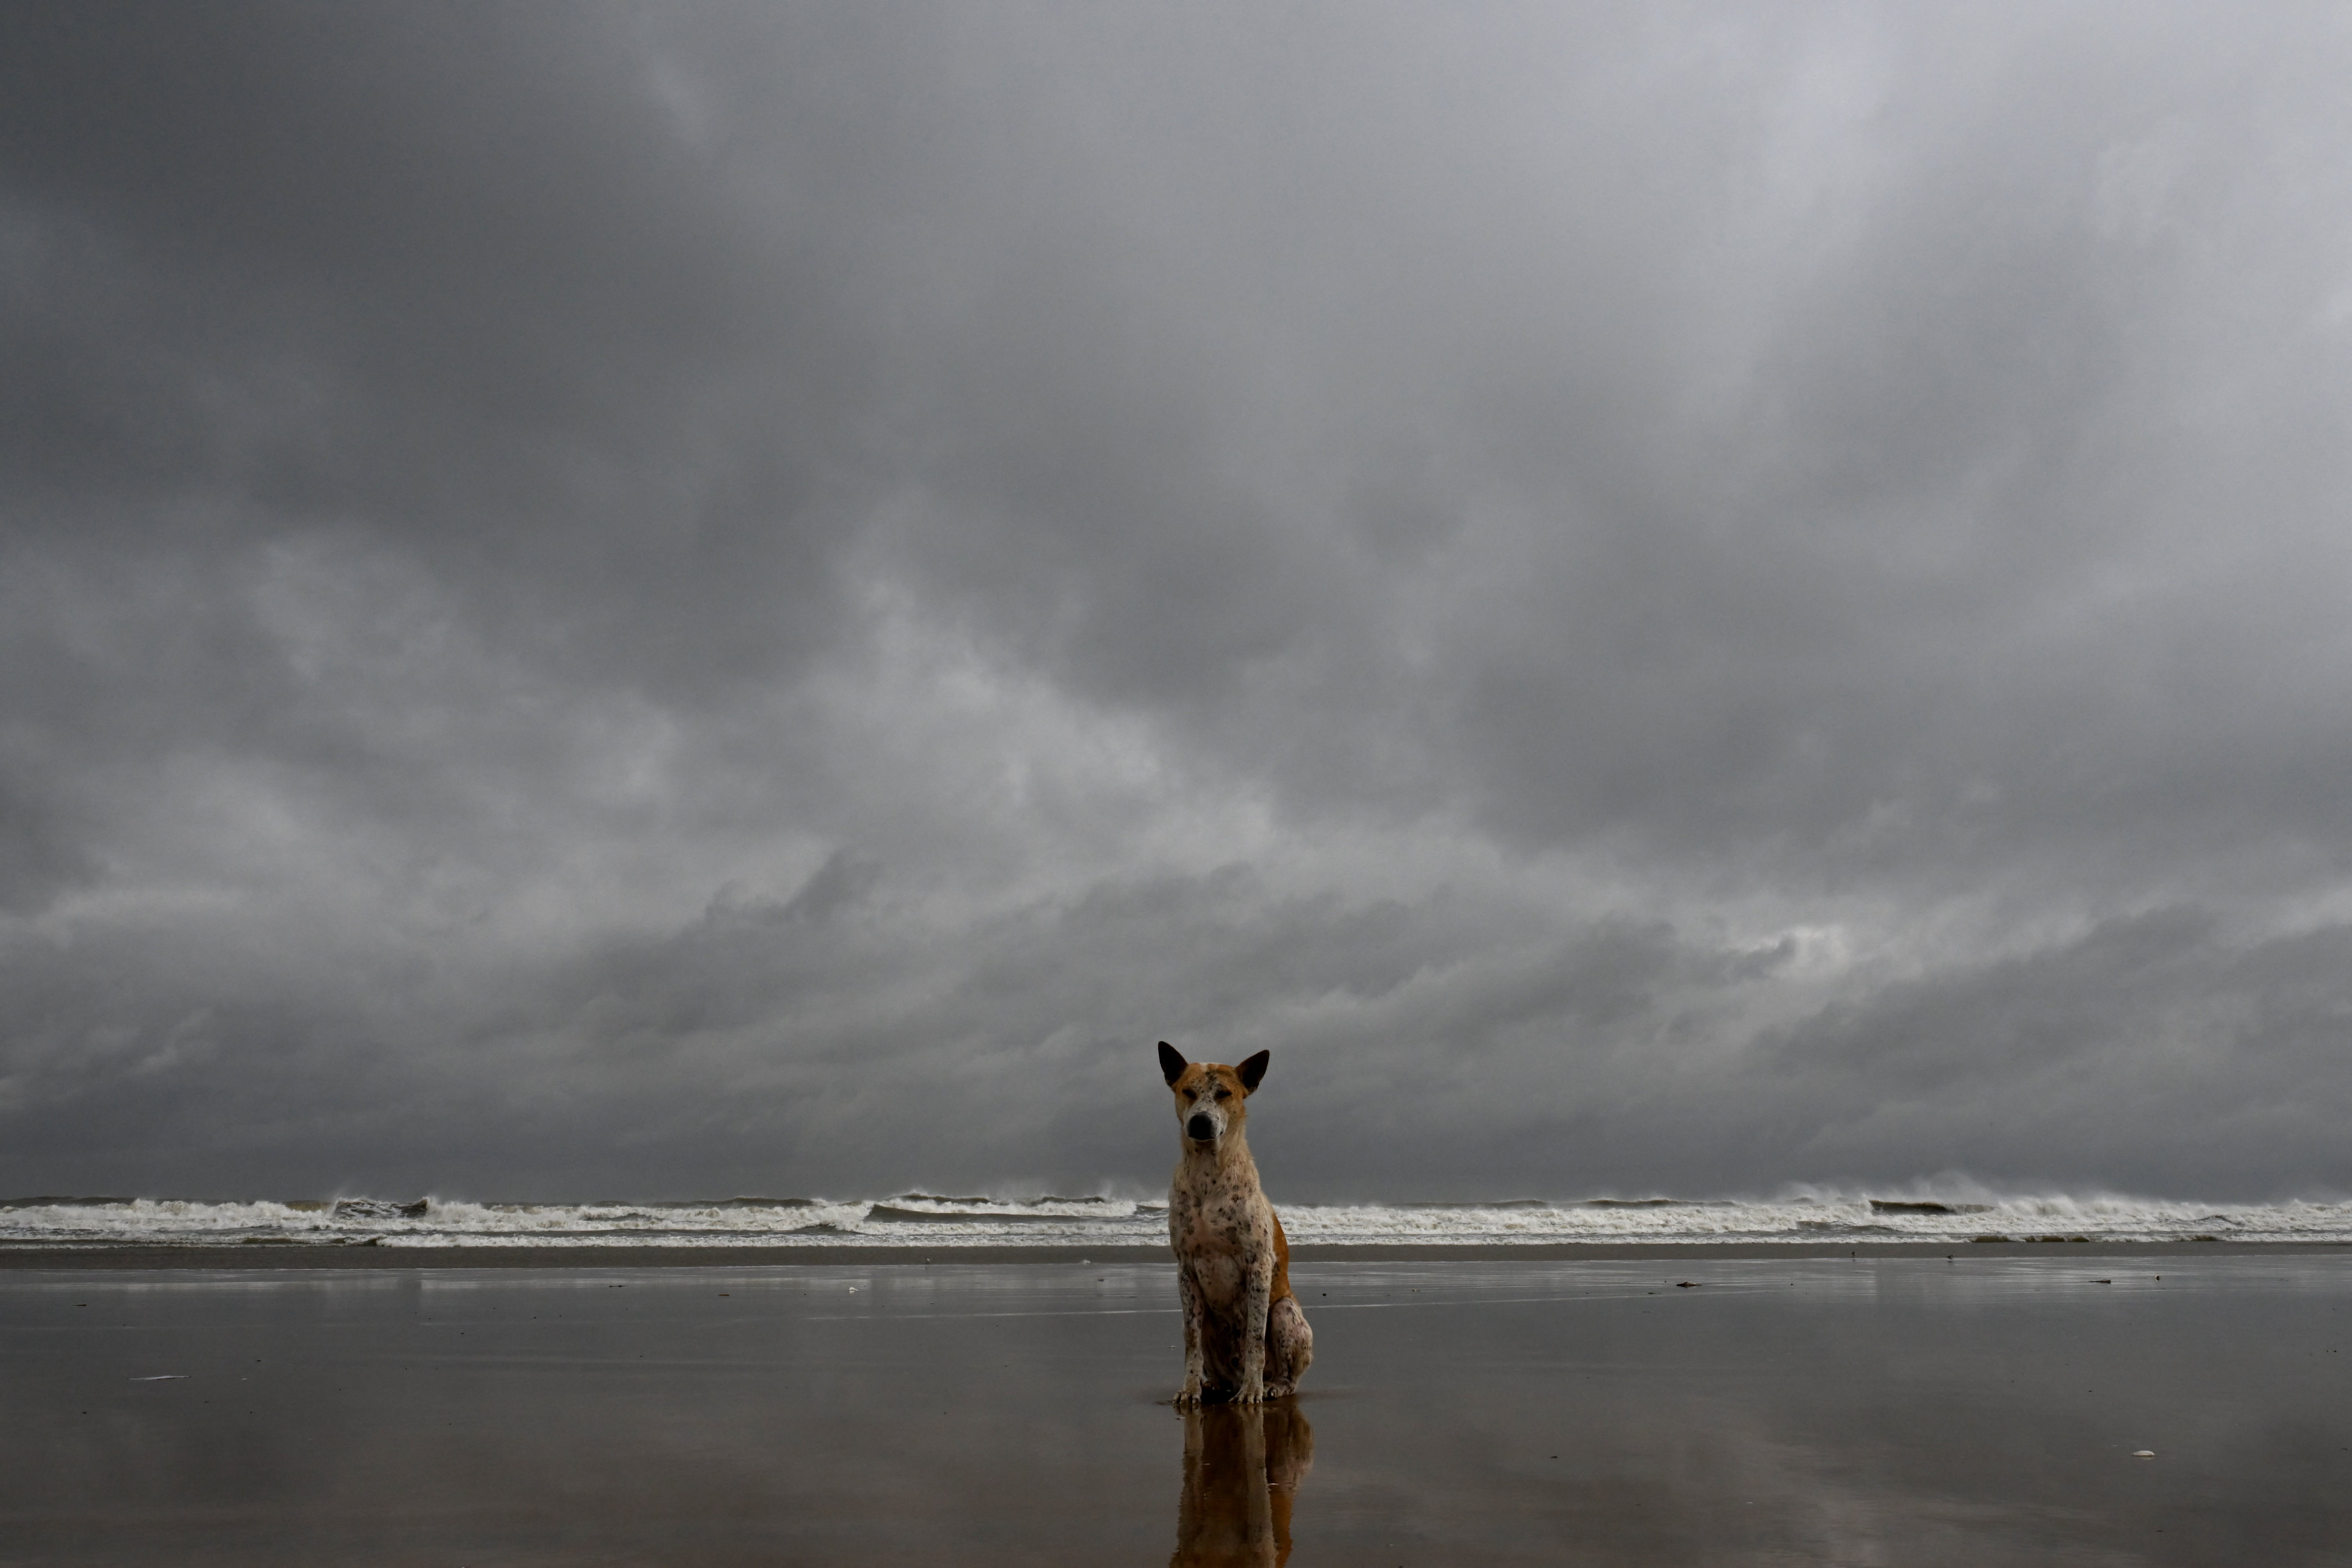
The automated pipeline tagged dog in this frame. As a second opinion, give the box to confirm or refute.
[1160,1041,1313,1405]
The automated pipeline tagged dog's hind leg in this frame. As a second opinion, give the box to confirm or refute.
[1262,1295,1313,1397]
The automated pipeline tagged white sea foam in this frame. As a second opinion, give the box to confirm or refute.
[3,1190,2346,1249]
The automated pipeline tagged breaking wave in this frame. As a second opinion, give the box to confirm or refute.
[2,1190,2346,1249]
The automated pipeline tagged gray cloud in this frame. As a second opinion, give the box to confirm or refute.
[3,2,2350,1200]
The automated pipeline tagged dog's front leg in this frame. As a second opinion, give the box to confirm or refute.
[1176,1264,1206,1406]
[1236,1257,1271,1404]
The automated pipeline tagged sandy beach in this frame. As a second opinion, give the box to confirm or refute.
[3,1249,2347,1564]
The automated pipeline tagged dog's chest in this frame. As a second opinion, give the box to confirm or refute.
[1169,1178,1269,1304]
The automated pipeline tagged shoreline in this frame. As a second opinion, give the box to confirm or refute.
[3,1238,2345,1269]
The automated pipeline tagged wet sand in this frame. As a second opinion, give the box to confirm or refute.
[4,1254,2348,1564]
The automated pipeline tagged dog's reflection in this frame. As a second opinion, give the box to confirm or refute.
[1170,1401,1314,1567]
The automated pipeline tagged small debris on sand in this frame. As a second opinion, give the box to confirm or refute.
[2132,1450,2156,1459]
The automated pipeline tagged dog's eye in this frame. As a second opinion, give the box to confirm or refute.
[1213,1088,1231,1101]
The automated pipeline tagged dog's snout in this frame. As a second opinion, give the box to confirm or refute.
[1186,1114,1218,1141]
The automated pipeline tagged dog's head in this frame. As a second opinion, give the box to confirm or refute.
[1159,1042,1269,1151]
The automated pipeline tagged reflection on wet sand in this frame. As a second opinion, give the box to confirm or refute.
[6,1260,2348,1564]
[1172,1402,1314,1567]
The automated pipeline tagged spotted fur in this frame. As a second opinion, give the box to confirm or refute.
[1160,1040,1314,1405]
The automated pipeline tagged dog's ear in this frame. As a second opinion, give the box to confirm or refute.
[1237,1050,1270,1093]
[1158,1041,1187,1086]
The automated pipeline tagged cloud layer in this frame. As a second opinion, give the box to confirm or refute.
[4,2,2351,1200]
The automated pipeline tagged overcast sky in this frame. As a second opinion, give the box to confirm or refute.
[4,2,2350,1202]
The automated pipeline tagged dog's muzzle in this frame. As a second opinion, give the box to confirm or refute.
[1185,1113,1219,1142]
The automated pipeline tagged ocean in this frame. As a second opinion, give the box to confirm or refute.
[5,1190,2348,1249]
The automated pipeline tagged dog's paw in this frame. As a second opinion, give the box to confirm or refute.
[1175,1380,1203,1407]
[1236,1379,1267,1405]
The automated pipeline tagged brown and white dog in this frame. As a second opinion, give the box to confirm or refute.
[1160,1041,1313,1405]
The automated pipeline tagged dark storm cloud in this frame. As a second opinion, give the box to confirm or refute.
[4,3,2351,1199]
[852,2,2352,888]
[1,1,866,702]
